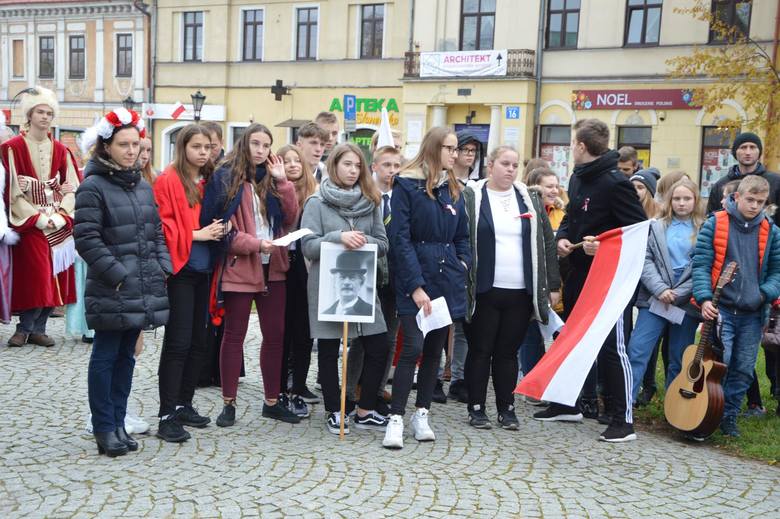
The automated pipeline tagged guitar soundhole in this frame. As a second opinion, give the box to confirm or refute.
[687,362,702,382]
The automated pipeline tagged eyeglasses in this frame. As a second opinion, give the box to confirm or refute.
[458,148,477,156]
[442,145,458,155]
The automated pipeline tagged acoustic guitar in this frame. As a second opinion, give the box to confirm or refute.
[664,261,737,436]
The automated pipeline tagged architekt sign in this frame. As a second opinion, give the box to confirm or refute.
[571,89,699,110]
[420,49,508,78]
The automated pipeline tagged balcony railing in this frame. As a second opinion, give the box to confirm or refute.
[403,49,535,78]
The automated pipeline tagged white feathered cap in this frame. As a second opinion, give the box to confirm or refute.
[20,85,58,119]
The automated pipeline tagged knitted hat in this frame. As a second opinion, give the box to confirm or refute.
[731,132,762,158]
[19,86,58,120]
[630,170,657,197]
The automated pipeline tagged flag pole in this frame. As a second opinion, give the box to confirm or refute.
[339,320,349,439]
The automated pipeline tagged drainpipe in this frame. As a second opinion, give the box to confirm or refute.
[408,0,416,52]
[134,0,156,155]
[768,5,780,168]
[532,0,547,157]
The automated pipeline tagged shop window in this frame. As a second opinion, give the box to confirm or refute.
[351,128,376,161]
[116,34,133,77]
[460,0,495,51]
[539,125,572,188]
[296,7,318,60]
[167,127,182,165]
[700,126,739,198]
[183,11,203,62]
[39,36,55,79]
[624,0,662,46]
[709,0,752,43]
[232,126,248,148]
[69,35,85,79]
[12,40,24,78]
[617,126,652,167]
[360,4,384,58]
[243,9,264,61]
[546,0,580,49]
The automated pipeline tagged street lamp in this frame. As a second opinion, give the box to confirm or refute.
[122,96,136,111]
[191,90,206,122]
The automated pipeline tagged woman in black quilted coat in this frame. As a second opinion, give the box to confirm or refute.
[74,109,171,457]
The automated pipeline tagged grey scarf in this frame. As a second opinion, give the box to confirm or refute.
[319,177,376,220]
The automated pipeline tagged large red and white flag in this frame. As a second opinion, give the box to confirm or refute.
[515,220,651,406]
[171,101,186,120]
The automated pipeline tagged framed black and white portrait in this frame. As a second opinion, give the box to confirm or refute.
[318,243,378,323]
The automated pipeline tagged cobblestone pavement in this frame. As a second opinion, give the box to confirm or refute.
[1,317,779,518]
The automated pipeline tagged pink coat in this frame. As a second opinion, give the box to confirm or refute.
[221,178,298,293]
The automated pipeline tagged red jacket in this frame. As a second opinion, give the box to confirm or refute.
[153,166,202,275]
[221,178,298,292]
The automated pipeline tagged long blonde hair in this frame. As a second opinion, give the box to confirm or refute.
[399,126,460,201]
[638,188,659,219]
[277,144,317,208]
[659,177,705,237]
[326,142,380,205]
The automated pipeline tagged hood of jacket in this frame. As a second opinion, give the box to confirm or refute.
[572,150,620,180]
[726,162,767,181]
[725,192,765,232]
[84,157,141,190]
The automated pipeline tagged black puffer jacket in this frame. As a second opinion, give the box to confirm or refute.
[74,157,171,331]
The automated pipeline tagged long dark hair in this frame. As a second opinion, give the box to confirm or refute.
[221,123,278,219]
[172,124,213,207]
[94,125,140,164]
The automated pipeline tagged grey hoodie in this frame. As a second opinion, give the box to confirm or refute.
[721,194,763,311]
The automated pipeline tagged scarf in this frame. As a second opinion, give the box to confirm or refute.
[319,176,376,220]
[254,163,283,236]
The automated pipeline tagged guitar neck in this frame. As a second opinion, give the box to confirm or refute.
[695,283,723,362]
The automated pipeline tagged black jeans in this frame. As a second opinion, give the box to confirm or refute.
[317,333,388,413]
[158,270,210,417]
[464,288,532,412]
[281,249,314,394]
[390,315,450,416]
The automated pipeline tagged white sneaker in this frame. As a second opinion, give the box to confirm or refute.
[125,413,150,434]
[382,414,404,449]
[410,408,435,441]
[85,413,93,435]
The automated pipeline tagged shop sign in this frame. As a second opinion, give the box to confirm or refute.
[571,89,699,110]
[420,49,507,77]
[329,97,399,113]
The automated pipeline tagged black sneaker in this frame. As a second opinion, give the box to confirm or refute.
[720,416,740,438]
[326,412,349,435]
[374,398,391,417]
[156,417,191,443]
[175,405,211,428]
[683,432,708,442]
[580,399,599,420]
[277,393,291,411]
[448,379,468,403]
[432,380,447,404]
[354,410,389,431]
[289,395,310,419]
[468,406,492,429]
[636,386,656,407]
[497,406,520,430]
[599,421,637,442]
[262,401,301,424]
[297,387,321,404]
[216,403,236,427]
[533,403,583,422]
[345,399,358,418]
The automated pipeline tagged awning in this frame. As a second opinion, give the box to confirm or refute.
[275,119,311,128]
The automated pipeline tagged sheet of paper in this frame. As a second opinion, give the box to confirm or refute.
[271,228,313,247]
[538,308,564,342]
[416,297,453,338]
[649,297,686,325]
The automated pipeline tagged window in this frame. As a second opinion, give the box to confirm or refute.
[360,4,384,59]
[243,9,263,61]
[183,11,203,62]
[709,0,752,43]
[618,127,652,167]
[547,0,580,49]
[700,126,739,197]
[39,36,55,79]
[296,7,318,60]
[539,125,572,188]
[68,35,85,79]
[116,34,132,77]
[624,0,663,46]
[460,0,495,51]
[12,40,24,78]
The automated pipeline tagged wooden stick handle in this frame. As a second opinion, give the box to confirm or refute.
[569,240,585,250]
[339,320,349,440]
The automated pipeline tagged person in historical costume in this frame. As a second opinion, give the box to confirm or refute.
[1,86,80,347]
[0,118,20,324]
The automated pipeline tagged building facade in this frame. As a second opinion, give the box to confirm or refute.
[0,0,150,164]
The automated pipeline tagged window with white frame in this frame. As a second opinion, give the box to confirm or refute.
[242,9,264,61]
[183,11,204,62]
[116,34,133,77]
[296,7,318,60]
[360,4,384,59]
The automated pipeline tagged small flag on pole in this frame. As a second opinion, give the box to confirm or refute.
[171,102,186,120]
[376,108,395,149]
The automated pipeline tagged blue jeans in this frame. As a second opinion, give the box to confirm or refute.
[88,329,140,433]
[719,311,763,419]
[519,323,544,376]
[627,308,699,401]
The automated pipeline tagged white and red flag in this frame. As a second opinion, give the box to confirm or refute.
[515,220,652,406]
[171,102,186,120]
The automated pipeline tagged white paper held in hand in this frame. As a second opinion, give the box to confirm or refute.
[272,228,313,247]
[648,297,686,325]
[538,308,564,342]
[416,297,453,338]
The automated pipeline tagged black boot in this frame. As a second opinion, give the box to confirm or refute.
[94,431,129,457]
[115,426,139,452]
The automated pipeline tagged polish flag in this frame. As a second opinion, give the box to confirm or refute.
[171,102,186,120]
[515,220,652,406]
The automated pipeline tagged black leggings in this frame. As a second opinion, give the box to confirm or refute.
[281,249,314,394]
[464,288,532,411]
[317,333,388,413]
